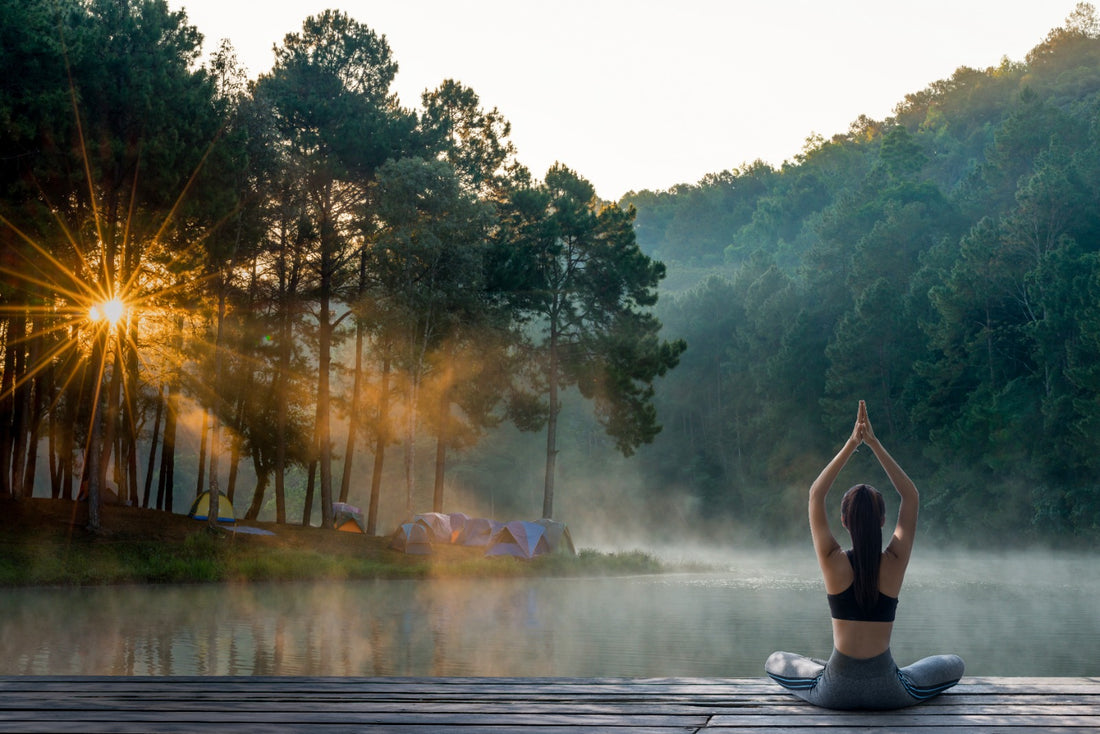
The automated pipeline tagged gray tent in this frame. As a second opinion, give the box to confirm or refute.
[535,518,576,555]
[414,512,453,543]
[456,517,498,546]
[390,522,432,554]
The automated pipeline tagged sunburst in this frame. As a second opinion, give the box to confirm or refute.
[88,297,126,327]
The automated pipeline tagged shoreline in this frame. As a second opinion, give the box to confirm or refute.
[0,497,662,587]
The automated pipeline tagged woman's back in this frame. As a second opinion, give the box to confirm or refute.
[826,547,907,658]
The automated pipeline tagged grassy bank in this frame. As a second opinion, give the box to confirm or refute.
[0,498,662,586]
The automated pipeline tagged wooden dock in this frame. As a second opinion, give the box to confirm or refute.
[0,676,1097,732]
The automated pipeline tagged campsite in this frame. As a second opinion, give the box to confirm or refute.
[390,512,576,560]
[0,497,658,587]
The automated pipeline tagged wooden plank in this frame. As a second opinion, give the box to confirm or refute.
[717,730,1095,734]
[0,711,710,726]
[0,718,703,734]
[711,713,1100,726]
[0,699,751,715]
[0,676,1096,733]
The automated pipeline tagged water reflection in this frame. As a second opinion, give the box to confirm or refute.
[1,550,1096,677]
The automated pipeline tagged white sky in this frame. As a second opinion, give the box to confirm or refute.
[168,1,1079,199]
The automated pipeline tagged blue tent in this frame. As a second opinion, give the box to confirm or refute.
[389,522,432,554]
[486,521,551,559]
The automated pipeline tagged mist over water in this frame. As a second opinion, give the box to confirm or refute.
[1,549,1095,677]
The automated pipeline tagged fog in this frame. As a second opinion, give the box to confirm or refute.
[2,548,1096,678]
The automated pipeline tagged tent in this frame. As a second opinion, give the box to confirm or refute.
[447,512,470,543]
[455,517,497,546]
[389,522,432,554]
[414,512,453,543]
[188,491,236,523]
[333,506,365,533]
[334,510,365,534]
[535,518,577,555]
[486,521,551,559]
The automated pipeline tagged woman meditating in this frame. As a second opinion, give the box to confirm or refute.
[765,401,964,710]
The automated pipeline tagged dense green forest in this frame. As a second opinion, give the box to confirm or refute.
[4,1,1100,547]
[624,3,1100,544]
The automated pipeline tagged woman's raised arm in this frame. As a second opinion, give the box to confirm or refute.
[808,405,863,568]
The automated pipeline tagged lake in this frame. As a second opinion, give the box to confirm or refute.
[1,549,1096,677]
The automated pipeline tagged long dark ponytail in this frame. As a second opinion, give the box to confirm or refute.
[841,484,886,611]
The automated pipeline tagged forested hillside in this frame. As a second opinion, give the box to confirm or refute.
[624,3,1100,543]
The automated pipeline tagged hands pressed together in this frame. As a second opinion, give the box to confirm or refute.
[849,399,879,449]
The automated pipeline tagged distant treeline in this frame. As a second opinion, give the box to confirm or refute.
[622,3,1100,543]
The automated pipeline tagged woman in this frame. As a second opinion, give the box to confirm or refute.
[765,401,964,710]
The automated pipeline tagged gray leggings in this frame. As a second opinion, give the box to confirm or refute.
[765,648,964,710]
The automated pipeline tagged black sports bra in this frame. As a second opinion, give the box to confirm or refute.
[827,584,898,622]
[826,551,898,622]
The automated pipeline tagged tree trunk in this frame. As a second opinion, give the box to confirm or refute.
[317,289,334,529]
[121,319,140,505]
[273,224,300,526]
[156,318,183,513]
[403,378,418,516]
[433,374,452,514]
[48,395,60,498]
[340,249,369,506]
[20,313,46,497]
[142,386,163,509]
[101,348,123,499]
[207,281,233,529]
[273,301,291,524]
[303,457,317,526]
[367,357,391,536]
[0,316,14,498]
[433,434,446,513]
[227,426,241,505]
[10,313,31,498]
[339,318,365,505]
[274,365,288,524]
[85,329,109,532]
[156,379,178,513]
[58,367,79,500]
[246,472,270,521]
[207,419,221,527]
[195,409,209,500]
[245,447,268,520]
[542,326,560,520]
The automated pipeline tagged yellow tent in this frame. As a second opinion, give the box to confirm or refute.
[188,491,236,523]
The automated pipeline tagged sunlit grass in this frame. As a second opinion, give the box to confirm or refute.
[0,528,665,587]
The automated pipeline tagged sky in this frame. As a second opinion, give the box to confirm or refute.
[167,0,1080,200]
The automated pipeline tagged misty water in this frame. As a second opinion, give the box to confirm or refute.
[2,549,1096,677]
